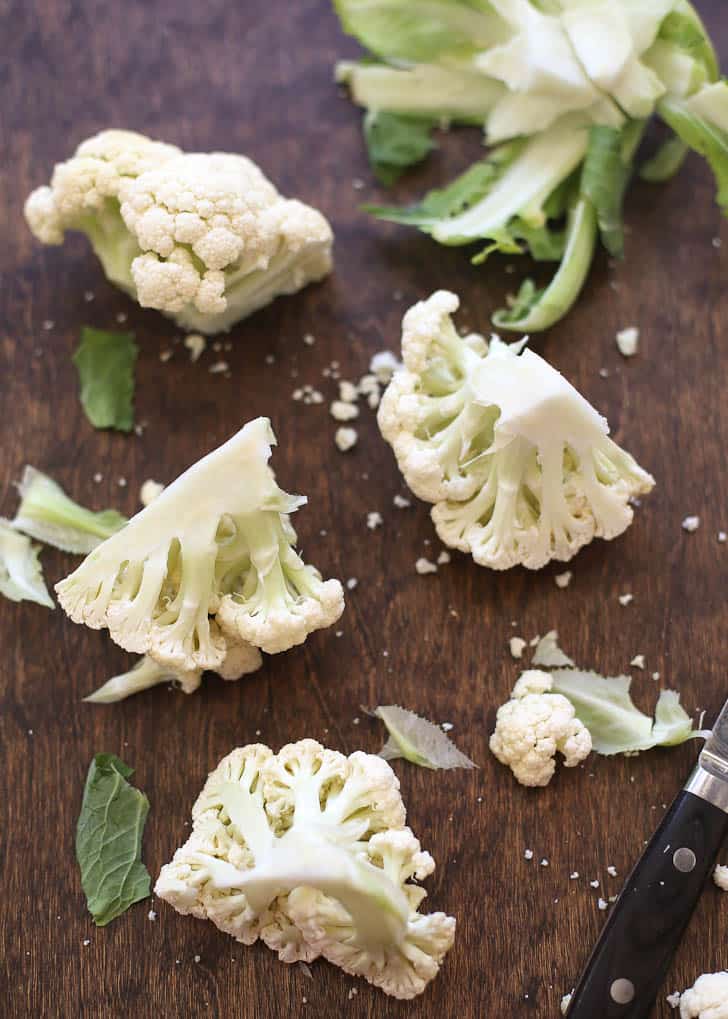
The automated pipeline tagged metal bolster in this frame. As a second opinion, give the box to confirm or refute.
[684,762,728,813]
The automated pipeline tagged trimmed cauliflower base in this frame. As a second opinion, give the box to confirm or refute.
[155,739,455,999]
[678,972,728,1018]
[56,418,344,673]
[490,670,592,786]
[378,291,654,569]
[25,130,333,334]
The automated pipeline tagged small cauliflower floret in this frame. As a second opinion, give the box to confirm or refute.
[490,669,592,786]
[155,739,455,999]
[25,130,333,334]
[56,418,344,672]
[378,291,654,569]
[678,972,728,1019]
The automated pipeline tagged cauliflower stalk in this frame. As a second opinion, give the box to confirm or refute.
[678,972,728,1019]
[25,130,333,334]
[155,739,455,999]
[490,670,592,787]
[56,418,344,673]
[378,291,654,569]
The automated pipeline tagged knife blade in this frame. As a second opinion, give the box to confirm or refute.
[566,699,728,1019]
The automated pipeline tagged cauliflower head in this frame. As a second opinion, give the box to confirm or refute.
[490,669,592,786]
[56,417,344,671]
[155,739,456,999]
[378,290,654,569]
[679,972,728,1019]
[25,129,333,334]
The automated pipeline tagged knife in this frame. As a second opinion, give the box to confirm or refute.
[566,699,728,1018]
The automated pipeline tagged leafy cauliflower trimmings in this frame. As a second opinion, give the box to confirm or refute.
[378,290,655,569]
[24,130,333,334]
[55,417,344,677]
[155,739,456,999]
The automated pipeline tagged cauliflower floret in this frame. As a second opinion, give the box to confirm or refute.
[56,418,344,672]
[378,291,655,569]
[155,739,455,999]
[25,130,333,334]
[678,972,728,1019]
[490,669,592,786]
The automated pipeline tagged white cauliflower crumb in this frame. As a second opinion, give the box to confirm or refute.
[184,333,207,362]
[555,571,572,588]
[509,637,527,660]
[208,360,229,375]
[524,849,534,860]
[338,380,358,403]
[666,991,681,1009]
[140,479,165,506]
[415,557,438,575]
[616,326,639,357]
[713,864,728,890]
[570,872,579,880]
[346,577,358,590]
[335,427,358,452]
[597,898,608,911]
[540,858,549,867]
[330,400,359,422]
[490,670,592,786]
[618,593,634,606]
[561,992,573,1015]
[718,531,727,543]
[367,511,383,530]
[682,515,700,532]
[303,333,315,347]
[159,349,173,363]
[440,722,453,732]
[437,551,450,565]
[590,880,600,888]
[393,494,411,509]
[607,866,617,877]
[369,350,401,384]
[630,654,646,669]
[148,910,157,921]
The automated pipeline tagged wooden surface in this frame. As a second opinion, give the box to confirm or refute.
[2,2,727,1017]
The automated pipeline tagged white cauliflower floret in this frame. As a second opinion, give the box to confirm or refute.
[490,669,592,786]
[155,739,455,999]
[378,291,655,569]
[25,130,333,334]
[56,418,344,672]
[678,972,728,1019]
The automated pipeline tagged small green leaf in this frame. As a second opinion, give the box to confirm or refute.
[640,135,689,182]
[76,753,151,926]
[73,327,138,432]
[374,705,476,770]
[363,111,437,185]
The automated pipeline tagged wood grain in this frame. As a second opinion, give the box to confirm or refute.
[1,2,727,1016]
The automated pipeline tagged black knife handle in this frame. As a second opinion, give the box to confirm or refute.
[567,782,728,1019]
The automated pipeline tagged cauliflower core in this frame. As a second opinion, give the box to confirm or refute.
[56,418,344,672]
[490,670,592,786]
[155,739,455,999]
[378,291,655,569]
[25,130,333,333]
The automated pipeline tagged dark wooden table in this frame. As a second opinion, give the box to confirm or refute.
[2,2,727,1016]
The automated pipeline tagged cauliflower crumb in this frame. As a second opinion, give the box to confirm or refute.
[618,593,634,606]
[524,849,534,860]
[334,427,358,452]
[415,557,438,575]
[148,910,157,921]
[714,864,728,890]
[140,479,165,506]
[570,871,579,880]
[347,987,359,1000]
[718,531,726,543]
[509,637,527,659]
[666,991,681,1009]
[630,654,646,669]
[652,671,661,681]
[184,333,207,362]
[159,349,174,363]
[393,494,411,508]
[554,571,572,588]
[338,380,358,403]
[616,326,639,357]
[367,511,383,530]
[440,721,453,732]
[597,897,608,911]
[93,472,103,483]
[561,992,573,1014]
[208,360,229,374]
[117,477,127,488]
[540,858,549,867]
[330,400,359,421]
[682,515,700,532]
[607,866,618,877]
[82,939,90,946]
[369,350,401,384]
[590,880,600,888]
[437,550,451,565]
[42,319,55,330]
[303,333,315,346]
[346,577,358,591]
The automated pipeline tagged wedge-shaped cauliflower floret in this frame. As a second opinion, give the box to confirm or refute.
[56,418,344,672]
[155,739,455,999]
[25,130,333,334]
[378,291,654,569]
[490,669,592,786]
